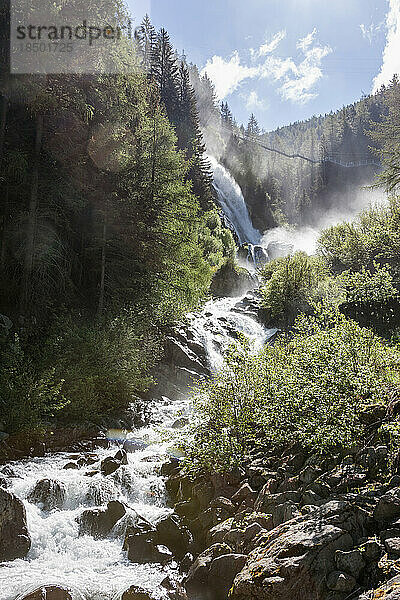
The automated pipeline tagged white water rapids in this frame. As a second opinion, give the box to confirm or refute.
[0,294,276,600]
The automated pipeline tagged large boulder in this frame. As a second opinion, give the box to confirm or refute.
[208,554,247,600]
[0,488,31,561]
[27,479,66,511]
[374,487,400,522]
[78,500,126,538]
[155,514,192,559]
[231,501,369,600]
[125,531,172,564]
[210,261,257,298]
[185,543,232,598]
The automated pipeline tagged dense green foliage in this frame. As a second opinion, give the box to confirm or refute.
[260,253,333,327]
[187,308,400,473]
[0,9,233,433]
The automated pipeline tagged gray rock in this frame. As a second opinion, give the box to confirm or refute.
[185,543,232,597]
[335,549,365,578]
[20,586,73,599]
[374,487,400,522]
[100,457,121,476]
[208,554,247,600]
[114,449,128,465]
[231,501,368,600]
[121,586,158,600]
[0,488,31,561]
[326,571,356,592]
[155,514,192,559]
[78,500,126,538]
[126,531,172,564]
[385,537,400,556]
[27,479,65,511]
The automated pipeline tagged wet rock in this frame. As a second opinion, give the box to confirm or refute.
[360,539,382,562]
[207,518,234,546]
[210,262,257,298]
[114,449,128,465]
[78,500,126,538]
[0,488,31,561]
[175,497,199,520]
[27,479,66,511]
[230,501,368,600]
[126,531,172,564]
[161,457,181,477]
[208,554,247,600]
[180,552,194,573]
[155,514,192,559]
[327,571,356,593]
[121,586,158,600]
[365,575,400,600]
[63,462,79,470]
[100,456,121,476]
[171,417,189,429]
[374,487,400,522]
[123,438,148,453]
[20,587,73,600]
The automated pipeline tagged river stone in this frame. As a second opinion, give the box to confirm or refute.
[230,501,368,600]
[155,514,192,559]
[126,531,172,564]
[78,500,126,538]
[326,571,356,592]
[20,587,73,600]
[385,537,400,556]
[0,488,31,561]
[121,586,158,600]
[100,456,121,476]
[27,479,66,511]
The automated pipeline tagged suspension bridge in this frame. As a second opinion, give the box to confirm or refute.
[231,130,381,169]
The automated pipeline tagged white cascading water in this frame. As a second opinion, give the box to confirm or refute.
[207,156,261,246]
[0,162,275,600]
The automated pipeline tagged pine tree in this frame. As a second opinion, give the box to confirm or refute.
[151,28,179,122]
[246,113,260,137]
[136,14,157,72]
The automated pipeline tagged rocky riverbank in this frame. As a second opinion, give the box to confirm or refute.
[162,412,400,600]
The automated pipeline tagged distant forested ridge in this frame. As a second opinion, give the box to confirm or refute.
[190,65,400,231]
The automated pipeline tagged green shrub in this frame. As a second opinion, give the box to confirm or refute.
[186,308,400,473]
[318,196,400,272]
[39,313,159,423]
[260,253,334,328]
[0,337,65,433]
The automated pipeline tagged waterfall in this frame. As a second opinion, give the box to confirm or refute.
[208,156,261,246]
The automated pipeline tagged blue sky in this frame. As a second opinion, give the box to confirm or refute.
[128,0,400,131]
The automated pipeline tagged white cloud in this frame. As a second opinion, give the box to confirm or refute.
[202,29,331,104]
[201,52,259,100]
[251,30,286,59]
[261,31,332,103]
[245,90,268,111]
[360,22,383,44]
[297,28,317,52]
[373,0,400,91]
